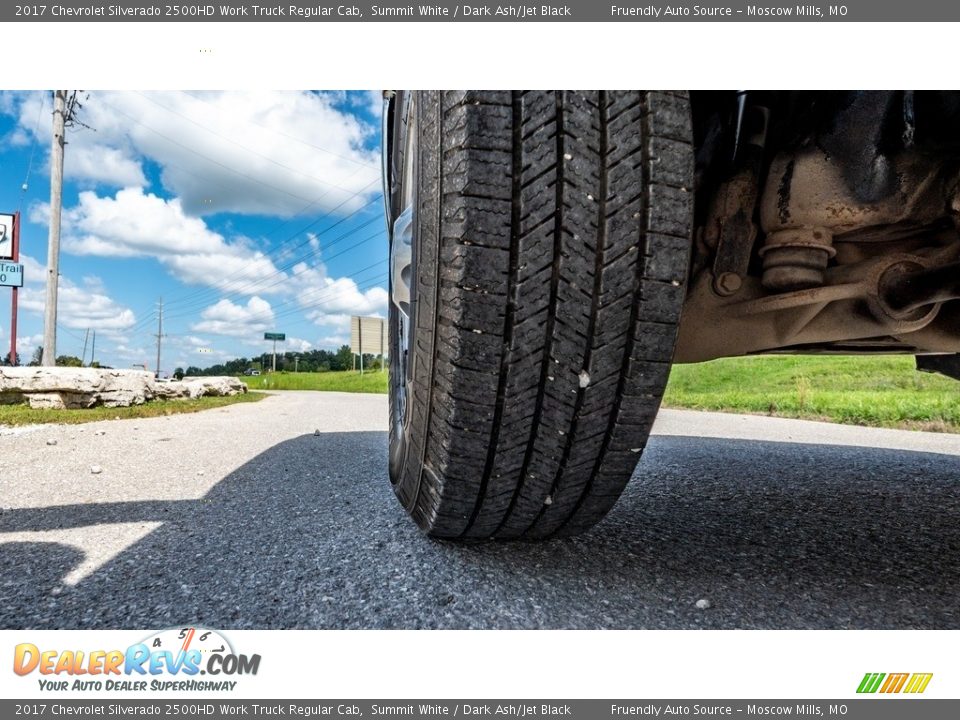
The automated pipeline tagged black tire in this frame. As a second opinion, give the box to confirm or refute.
[388,90,694,539]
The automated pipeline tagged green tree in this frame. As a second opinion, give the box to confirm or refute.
[173,367,185,380]
[56,355,83,367]
[334,344,353,371]
[29,346,43,366]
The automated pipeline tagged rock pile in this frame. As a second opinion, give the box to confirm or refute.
[0,368,247,409]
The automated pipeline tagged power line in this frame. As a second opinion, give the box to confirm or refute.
[18,91,46,214]
[161,185,383,311]
[245,257,387,322]
[268,269,388,324]
[126,311,158,335]
[248,237,387,319]
[161,212,384,320]
[163,261,386,340]
[161,227,387,326]
[77,92,384,325]
[154,297,164,377]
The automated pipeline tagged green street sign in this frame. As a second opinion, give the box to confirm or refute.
[264,332,285,341]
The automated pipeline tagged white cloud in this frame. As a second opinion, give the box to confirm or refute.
[0,91,44,148]
[174,335,211,349]
[3,333,45,364]
[110,342,153,368]
[29,187,388,330]
[191,296,274,337]
[279,260,387,328]
[315,334,350,350]
[356,91,383,118]
[15,254,137,333]
[6,91,381,217]
[34,187,283,292]
[68,144,146,187]
[285,336,313,352]
[0,324,44,360]
[1,91,390,360]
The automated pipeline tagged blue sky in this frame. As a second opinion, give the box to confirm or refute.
[0,90,387,372]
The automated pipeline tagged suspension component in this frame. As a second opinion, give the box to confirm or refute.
[880,259,960,316]
[758,227,836,292]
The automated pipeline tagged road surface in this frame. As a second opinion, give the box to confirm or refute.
[2,391,958,629]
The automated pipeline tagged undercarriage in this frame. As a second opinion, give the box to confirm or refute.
[676,91,960,363]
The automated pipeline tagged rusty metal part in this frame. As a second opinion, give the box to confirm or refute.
[881,260,960,315]
[758,227,836,291]
[705,103,769,297]
[675,249,960,363]
[714,271,742,295]
[760,150,948,239]
[680,92,960,363]
[706,175,757,297]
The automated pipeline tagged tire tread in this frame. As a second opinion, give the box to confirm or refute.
[393,90,693,539]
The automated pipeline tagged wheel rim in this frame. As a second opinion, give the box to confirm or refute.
[390,95,417,433]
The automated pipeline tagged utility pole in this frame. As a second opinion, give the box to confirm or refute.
[42,91,68,367]
[154,297,163,378]
[294,355,299,373]
[81,328,89,366]
[8,212,21,366]
[90,330,96,367]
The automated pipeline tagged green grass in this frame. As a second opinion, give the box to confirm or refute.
[0,391,266,427]
[247,360,960,431]
[663,355,960,432]
[238,370,388,393]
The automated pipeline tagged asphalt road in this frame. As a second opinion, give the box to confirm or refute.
[1,391,958,629]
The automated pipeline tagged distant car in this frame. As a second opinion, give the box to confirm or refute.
[243,369,261,376]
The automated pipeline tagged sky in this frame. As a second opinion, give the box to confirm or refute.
[0,90,388,373]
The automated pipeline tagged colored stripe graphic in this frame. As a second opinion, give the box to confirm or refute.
[857,673,885,693]
[904,673,934,694]
[857,672,933,694]
[880,673,909,693]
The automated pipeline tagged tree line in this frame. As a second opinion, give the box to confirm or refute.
[3,344,384,377]
[177,344,383,377]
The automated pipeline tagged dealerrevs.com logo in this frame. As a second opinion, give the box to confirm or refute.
[13,627,261,692]
[857,673,933,694]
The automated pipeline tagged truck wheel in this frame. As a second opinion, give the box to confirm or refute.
[388,91,693,539]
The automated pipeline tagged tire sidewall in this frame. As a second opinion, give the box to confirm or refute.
[388,91,421,488]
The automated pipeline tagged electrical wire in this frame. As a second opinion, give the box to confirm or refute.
[160,212,385,320]
[17,92,46,215]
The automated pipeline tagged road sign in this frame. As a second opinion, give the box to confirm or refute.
[350,316,385,356]
[0,214,14,260]
[0,262,23,288]
[264,332,285,372]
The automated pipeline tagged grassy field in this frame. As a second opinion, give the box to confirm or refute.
[663,355,960,432]
[0,392,266,427]
[239,370,388,393]
[231,359,960,432]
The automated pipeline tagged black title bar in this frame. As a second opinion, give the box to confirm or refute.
[3,1,957,22]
